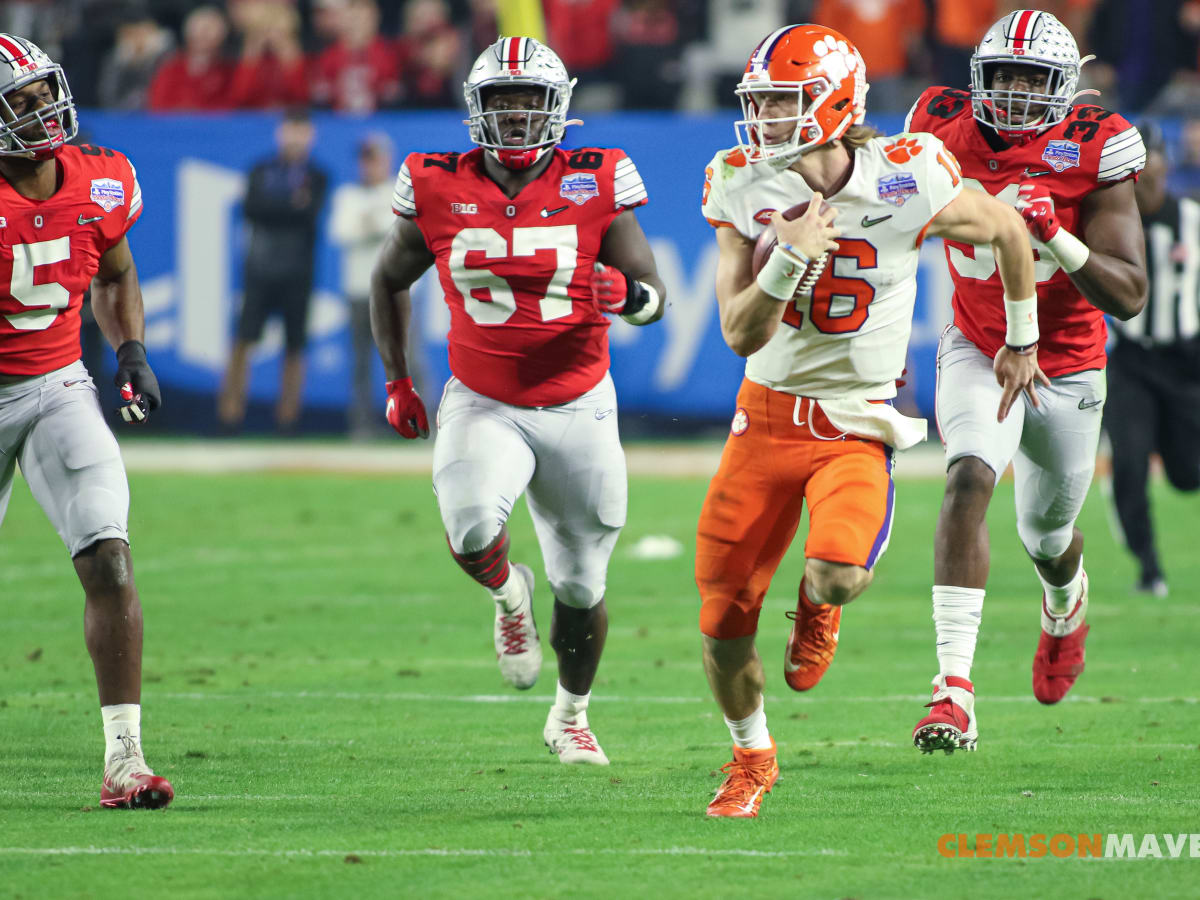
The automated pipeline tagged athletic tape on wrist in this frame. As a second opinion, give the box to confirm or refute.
[620,283,661,325]
[1003,293,1039,348]
[756,245,808,301]
[1044,228,1090,274]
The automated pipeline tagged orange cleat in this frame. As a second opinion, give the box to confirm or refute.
[784,582,841,691]
[706,741,779,818]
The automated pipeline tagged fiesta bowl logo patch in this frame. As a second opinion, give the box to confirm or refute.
[89,178,125,212]
[560,173,599,206]
[731,407,749,436]
[1042,140,1080,172]
[876,173,919,207]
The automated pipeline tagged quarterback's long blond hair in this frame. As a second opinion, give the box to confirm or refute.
[841,123,881,150]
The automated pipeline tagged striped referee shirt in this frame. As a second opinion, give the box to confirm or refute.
[1112,194,1200,346]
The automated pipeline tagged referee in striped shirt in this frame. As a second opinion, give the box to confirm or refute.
[1103,122,1200,598]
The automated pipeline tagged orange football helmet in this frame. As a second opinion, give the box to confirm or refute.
[734,24,868,169]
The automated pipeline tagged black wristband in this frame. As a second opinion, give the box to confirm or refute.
[1005,342,1038,356]
[116,339,148,365]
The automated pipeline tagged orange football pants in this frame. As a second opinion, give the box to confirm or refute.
[696,378,896,639]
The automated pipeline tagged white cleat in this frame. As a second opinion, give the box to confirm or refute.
[494,563,541,690]
[543,712,610,765]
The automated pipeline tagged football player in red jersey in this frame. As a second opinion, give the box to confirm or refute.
[0,35,172,808]
[371,36,664,765]
[904,10,1148,753]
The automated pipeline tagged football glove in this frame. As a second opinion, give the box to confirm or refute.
[590,262,651,317]
[385,377,429,439]
[1015,181,1060,243]
[114,340,161,424]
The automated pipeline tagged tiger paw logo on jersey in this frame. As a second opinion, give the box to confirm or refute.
[559,173,599,205]
[883,136,924,164]
[1041,140,1081,172]
[89,178,124,212]
[731,407,749,436]
[876,173,920,207]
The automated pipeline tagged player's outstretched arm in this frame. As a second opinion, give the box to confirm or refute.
[1018,178,1147,320]
[714,197,839,357]
[92,236,161,423]
[591,210,666,325]
[927,188,1050,422]
[370,216,435,439]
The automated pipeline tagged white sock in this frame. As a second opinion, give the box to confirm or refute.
[932,586,985,679]
[550,682,590,727]
[101,704,142,763]
[724,700,772,750]
[490,564,524,613]
[1037,557,1083,616]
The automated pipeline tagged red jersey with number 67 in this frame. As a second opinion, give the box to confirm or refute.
[907,87,1145,376]
[392,146,647,407]
[0,144,143,376]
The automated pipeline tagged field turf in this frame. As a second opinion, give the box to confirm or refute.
[1,453,1197,898]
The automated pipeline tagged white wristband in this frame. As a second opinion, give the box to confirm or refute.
[620,282,661,325]
[755,245,809,301]
[1043,228,1090,274]
[1003,292,1039,348]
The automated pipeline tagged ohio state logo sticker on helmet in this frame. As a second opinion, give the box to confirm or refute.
[730,407,749,436]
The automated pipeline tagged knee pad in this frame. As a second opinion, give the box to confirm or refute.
[441,506,503,555]
[549,578,605,610]
[1017,517,1073,561]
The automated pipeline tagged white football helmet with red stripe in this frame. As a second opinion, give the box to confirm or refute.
[0,33,77,158]
[971,10,1087,136]
[464,36,576,170]
[734,24,869,171]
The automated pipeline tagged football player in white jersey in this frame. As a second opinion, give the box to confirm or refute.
[696,23,1046,817]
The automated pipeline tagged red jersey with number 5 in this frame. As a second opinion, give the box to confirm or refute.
[0,144,143,376]
[907,87,1145,376]
[392,146,647,407]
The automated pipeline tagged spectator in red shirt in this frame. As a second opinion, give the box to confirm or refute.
[395,0,462,108]
[228,0,309,109]
[148,5,234,111]
[544,0,620,78]
[311,0,401,113]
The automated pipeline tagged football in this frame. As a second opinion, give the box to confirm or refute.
[752,199,833,295]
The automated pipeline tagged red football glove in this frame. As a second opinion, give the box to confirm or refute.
[385,377,429,439]
[1015,181,1061,243]
[590,262,629,314]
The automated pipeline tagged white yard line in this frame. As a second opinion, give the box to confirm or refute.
[13,690,1198,705]
[0,846,848,859]
[108,439,947,479]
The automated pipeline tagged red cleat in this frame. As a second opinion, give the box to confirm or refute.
[101,760,174,810]
[1032,572,1090,704]
[912,675,977,754]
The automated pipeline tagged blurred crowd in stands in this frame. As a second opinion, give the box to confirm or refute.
[4,0,1200,185]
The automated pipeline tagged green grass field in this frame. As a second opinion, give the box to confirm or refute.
[1,451,1197,899]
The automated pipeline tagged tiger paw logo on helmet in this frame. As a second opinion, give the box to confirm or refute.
[884,137,924,164]
[811,34,859,85]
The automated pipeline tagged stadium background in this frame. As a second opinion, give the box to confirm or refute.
[4,0,1197,433]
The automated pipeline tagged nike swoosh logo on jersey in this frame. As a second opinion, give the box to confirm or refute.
[595,409,615,420]
[861,214,892,227]
[1078,398,1102,410]
[78,214,104,225]
[540,205,568,218]
[1023,168,1052,177]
